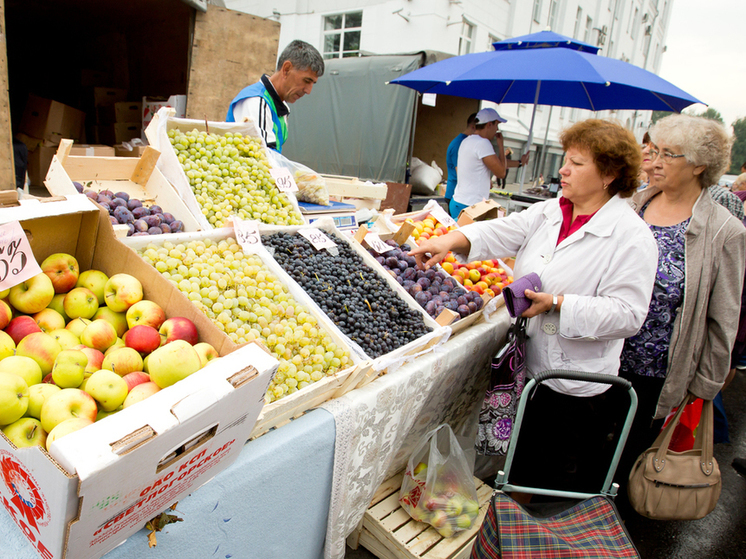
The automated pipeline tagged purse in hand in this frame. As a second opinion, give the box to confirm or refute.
[502,272,542,318]
[627,394,721,520]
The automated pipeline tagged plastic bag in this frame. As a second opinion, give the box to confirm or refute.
[399,424,479,538]
[410,157,443,196]
[264,149,330,205]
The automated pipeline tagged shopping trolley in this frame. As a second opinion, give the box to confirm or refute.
[471,370,641,559]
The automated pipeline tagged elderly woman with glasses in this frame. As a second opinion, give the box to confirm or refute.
[617,114,746,484]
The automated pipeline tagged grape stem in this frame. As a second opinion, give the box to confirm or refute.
[364,299,373,313]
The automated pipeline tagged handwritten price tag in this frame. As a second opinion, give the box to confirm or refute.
[269,168,299,193]
[0,222,42,291]
[429,205,457,228]
[232,217,261,251]
[364,233,394,254]
[299,228,337,251]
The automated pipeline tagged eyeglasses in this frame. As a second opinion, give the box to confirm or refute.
[648,149,687,164]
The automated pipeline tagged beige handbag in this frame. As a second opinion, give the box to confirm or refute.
[628,394,721,520]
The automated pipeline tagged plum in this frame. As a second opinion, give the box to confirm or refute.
[397,260,408,271]
[147,227,163,235]
[404,256,417,268]
[428,285,440,296]
[375,256,385,265]
[98,195,112,207]
[457,295,468,306]
[385,256,399,268]
[113,206,134,224]
[425,300,437,316]
[100,189,114,198]
[132,206,151,219]
[409,283,423,295]
[73,181,84,193]
[161,212,175,224]
[98,202,110,213]
[109,215,118,225]
[474,297,484,310]
[170,220,184,233]
[126,223,135,236]
[385,239,398,247]
[467,301,478,313]
[149,205,163,215]
[109,197,127,209]
[114,191,130,202]
[457,304,471,318]
[401,244,411,252]
[396,275,404,284]
[417,277,431,289]
[159,223,172,234]
[84,190,98,201]
[402,267,417,280]
[414,292,429,306]
[385,269,397,278]
[402,280,415,289]
[444,300,459,312]
[439,291,450,300]
[440,283,453,293]
[144,214,162,228]
[127,198,143,211]
[133,219,149,233]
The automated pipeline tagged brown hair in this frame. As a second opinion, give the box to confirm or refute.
[560,119,642,198]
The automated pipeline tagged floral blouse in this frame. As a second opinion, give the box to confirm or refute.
[619,202,689,379]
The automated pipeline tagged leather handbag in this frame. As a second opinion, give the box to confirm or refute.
[627,394,721,520]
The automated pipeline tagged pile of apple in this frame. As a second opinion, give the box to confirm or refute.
[404,461,480,538]
[441,257,513,296]
[0,253,219,452]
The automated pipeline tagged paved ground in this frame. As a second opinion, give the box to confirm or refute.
[346,370,746,558]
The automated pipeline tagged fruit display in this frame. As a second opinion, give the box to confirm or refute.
[135,237,351,403]
[365,241,484,320]
[402,461,480,538]
[261,231,432,359]
[0,253,219,451]
[168,128,304,228]
[407,216,457,243]
[72,182,186,236]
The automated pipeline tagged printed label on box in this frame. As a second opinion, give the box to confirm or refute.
[0,222,43,291]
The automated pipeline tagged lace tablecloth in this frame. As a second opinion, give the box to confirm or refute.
[320,311,511,559]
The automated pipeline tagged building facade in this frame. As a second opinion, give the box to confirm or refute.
[225,0,674,181]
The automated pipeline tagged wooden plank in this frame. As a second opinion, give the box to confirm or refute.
[405,526,443,556]
[0,0,13,191]
[331,359,372,399]
[394,518,431,546]
[359,528,401,559]
[424,503,490,559]
[188,6,280,122]
[60,156,139,182]
[368,492,403,522]
[370,473,404,506]
[325,178,388,200]
[381,508,414,533]
[56,139,73,166]
[129,147,161,186]
[392,221,415,246]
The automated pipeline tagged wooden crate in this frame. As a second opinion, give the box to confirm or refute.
[352,472,494,559]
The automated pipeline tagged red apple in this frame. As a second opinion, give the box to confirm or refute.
[124,325,161,356]
[41,253,80,294]
[122,381,160,408]
[104,274,143,313]
[8,273,55,314]
[33,308,66,333]
[159,317,199,346]
[75,345,105,373]
[0,299,12,330]
[92,307,128,338]
[79,319,117,352]
[122,371,150,392]
[4,315,41,345]
[126,300,165,330]
[16,332,63,376]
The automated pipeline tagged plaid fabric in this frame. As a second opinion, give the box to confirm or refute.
[471,493,639,559]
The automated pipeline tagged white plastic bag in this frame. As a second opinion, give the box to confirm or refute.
[399,424,479,538]
[410,157,443,196]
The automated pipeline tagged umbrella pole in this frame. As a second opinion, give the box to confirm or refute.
[539,105,554,180]
[519,82,540,194]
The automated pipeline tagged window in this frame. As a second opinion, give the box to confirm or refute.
[548,0,559,30]
[573,7,583,39]
[488,34,500,51]
[584,16,593,43]
[532,0,543,23]
[458,19,475,55]
[323,11,362,59]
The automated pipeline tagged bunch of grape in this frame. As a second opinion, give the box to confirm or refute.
[262,231,432,358]
[168,129,304,228]
[136,237,351,402]
[368,242,483,320]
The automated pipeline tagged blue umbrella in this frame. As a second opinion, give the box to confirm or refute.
[390,30,703,188]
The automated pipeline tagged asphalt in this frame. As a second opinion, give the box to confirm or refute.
[346,369,746,558]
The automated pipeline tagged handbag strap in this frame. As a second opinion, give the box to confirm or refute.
[651,394,693,472]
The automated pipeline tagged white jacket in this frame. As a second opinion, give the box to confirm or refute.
[460,195,658,396]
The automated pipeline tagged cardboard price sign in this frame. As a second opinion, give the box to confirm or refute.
[299,228,337,251]
[0,222,42,291]
[429,205,457,228]
[232,217,261,251]
[269,168,299,193]
[364,233,394,254]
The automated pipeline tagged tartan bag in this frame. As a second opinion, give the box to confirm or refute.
[475,318,528,456]
[471,492,640,559]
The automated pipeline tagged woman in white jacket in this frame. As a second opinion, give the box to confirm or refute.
[412,119,658,494]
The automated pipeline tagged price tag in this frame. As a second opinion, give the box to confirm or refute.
[429,205,457,228]
[269,168,299,192]
[364,233,394,254]
[0,222,42,291]
[232,217,261,250]
[299,228,337,251]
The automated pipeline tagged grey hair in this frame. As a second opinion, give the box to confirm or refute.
[277,40,325,77]
[650,113,733,188]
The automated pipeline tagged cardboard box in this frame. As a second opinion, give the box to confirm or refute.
[27,145,57,187]
[93,87,127,107]
[97,102,143,125]
[142,95,187,132]
[457,199,505,226]
[114,144,148,157]
[19,95,86,145]
[95,122,141,145]
[68,144,116,157]
[0,196,277,559]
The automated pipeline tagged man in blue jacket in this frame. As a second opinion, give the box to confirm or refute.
[226,40,324,153]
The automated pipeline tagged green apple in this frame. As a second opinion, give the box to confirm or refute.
[8,273,55,314]
[122,381,160,408]
[125,299,165,330]
[76,269,109,306]
[445,496,463,517]
[455,514,472,529]
[47,293,70,323]
[193,342,219,368]
[147,340,201,389]
[96,406,122,421]
[33,308,66,332]
[63,287,99,320]
[429,509,448,529]
[0,330,15,361]
[65,317,92,338]
[104,274,143,313]
[413,462,428,476]
[46,417,93,451]
[0,372,29,425]
[462,499,479,518]
[16,332,62,376]
[85,369,128,411]
[40,253,80,294]
[92,307,128,338]
[49,328,81,350]
[76,346,105,373]
[80,319,117,352]
[26,383,61,419]
[51,349,88,388]
[102,347,143,376]
[0,356,43,387]
[105,338,126,355]
[2,417,47,448]
[40,388,97,433]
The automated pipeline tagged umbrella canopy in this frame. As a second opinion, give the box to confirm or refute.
[492,30,599,53]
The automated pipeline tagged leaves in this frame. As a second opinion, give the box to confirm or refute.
[730,117,746,174]
[144,503,183,548]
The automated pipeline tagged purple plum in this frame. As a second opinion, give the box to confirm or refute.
[113,206,134,224]
[73,181,84,193]
[133,219,149,233]
[127,198,143,211]
[132,206,151,219]
[114,191,130,202]
[457,304,471,318]
[147,227,163,235]
[159,223,172,234]
[170,220,184,233]
[149,205,163,215]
